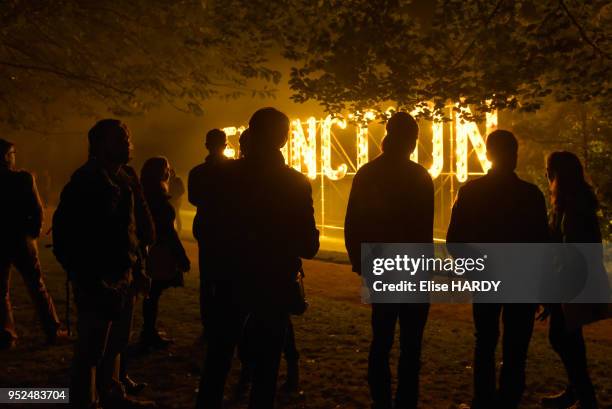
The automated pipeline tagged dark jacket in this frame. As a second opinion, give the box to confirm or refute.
[344,153,434,274]
[123,165,156,249]
[551,193,610,327]
[144,189,189,282]
[225,151,319,309]
[188,154,230,242]
[447,169,549,243]
[0,166,43,241]
[52,159,139,291]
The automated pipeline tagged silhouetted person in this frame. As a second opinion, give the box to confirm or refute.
[168,169,185,234]
[345,112,433,409]
[196,108,319,409]
[447,130,549,409]
[140,157,190,349]
[239,128,251,158]
[234,128,302,397]
[188,128,230,333]
[540,151,605,409]
[52,119,154,409]
[120,164,156,395]
[0,139,67,350]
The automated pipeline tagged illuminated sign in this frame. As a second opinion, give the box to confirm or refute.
[223,106,497,182]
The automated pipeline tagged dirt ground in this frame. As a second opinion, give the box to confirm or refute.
[1,231,611,409]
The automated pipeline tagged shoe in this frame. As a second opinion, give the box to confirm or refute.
[122,375,148,395]
[47,328,71,345]
[140,331,172,349]
[0,338,16,350]
[542,388,577,408]
[280,360,299,393]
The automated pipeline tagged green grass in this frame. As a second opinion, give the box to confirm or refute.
[1,234,611,409]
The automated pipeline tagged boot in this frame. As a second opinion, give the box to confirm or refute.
[139,330,172,350]
[122,374,148,395]
[281,359,299,393]
[46,328,71,345]
[542,387,577,408]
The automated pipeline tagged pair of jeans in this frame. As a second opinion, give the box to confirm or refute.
[70,286,134,409]
[549,304,598,408]
[471,303,537,409]
[196,282,289,409]
[0,237,60,344]
[368,303,429,409]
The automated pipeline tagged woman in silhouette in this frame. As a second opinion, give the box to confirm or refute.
[140,157,190,348]
[541,151,605,409]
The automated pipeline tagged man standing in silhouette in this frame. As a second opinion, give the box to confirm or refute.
[447,130,549,409]
[345,112,433,409]
[120,163,156,395]
[196,108,319,409]
[0,139,67,350]
[53,120,154,409]
[188,128,229,334]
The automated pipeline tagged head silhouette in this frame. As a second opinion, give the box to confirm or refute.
[239,128,252,158]
[141,156,171,196]
[546,151,597,212]
[0,138,15,170]
[88,119,132,166]
[248,107,290,154]
[206,128,227,156]
[382,112,418,157]
[486,130,518,171]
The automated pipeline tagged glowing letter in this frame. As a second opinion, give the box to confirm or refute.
[321,115,348,180]
[221,126,244,159]
[356,111,375,169]
[455,107,493,182]
[429,116,444,178]
[290,118,317,179]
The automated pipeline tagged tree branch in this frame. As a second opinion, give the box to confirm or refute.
[558,0,611,60]
[450,0,507,69]
[0,60,136,96]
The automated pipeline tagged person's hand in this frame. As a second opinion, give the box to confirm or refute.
[102,286,127,320]
[134,274,152,297]
[537,305,551,321]
[178,256,191,273]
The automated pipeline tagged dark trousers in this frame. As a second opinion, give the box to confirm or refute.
[142,281,165,335]
[0,237,60,344]
[549,304,598,408]
[471,303,537,409]
[196,283,289,409]
[198,242,215,333]
[368,303,429,409]
[71,287,133,409]
[239,317,299,370]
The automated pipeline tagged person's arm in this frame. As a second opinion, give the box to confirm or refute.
[22,172,44,238]
[561,205,599,243]
[534,190,551,243]
[446,187,467,244]
[424,172,435,243]
[344,171,365,273]
[292,177,320,259]
[187,167,202,207]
